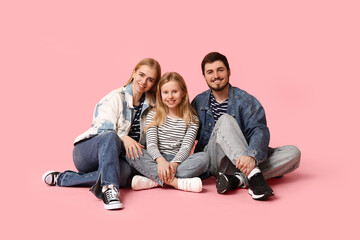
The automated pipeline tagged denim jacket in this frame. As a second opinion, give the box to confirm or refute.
[74,83,155,145]
[191,84,270,165]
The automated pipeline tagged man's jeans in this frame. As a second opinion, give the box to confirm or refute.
[126,151,210,186]
[205,114,301,184]
[57,132,132,195]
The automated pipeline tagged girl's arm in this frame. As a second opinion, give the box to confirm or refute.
[145,111,162,160]
[171,118,199,163]
[146,111,174,183]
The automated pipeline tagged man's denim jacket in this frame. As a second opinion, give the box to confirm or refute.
[191,84,270,166]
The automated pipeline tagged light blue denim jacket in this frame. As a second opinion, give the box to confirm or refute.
[74,83,155,145]
[191,84,270,165]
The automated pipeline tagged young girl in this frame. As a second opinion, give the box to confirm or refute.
[126,72,210,192]
[42,58,161,210]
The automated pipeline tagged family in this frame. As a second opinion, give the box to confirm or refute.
[42,52,301,210]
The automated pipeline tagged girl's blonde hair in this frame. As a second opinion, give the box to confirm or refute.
[124,58,162,95]
[147,72,198,130]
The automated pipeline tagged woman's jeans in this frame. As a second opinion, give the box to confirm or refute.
[57,132,132,197]
[205,114,301,184]
[126,151,210,186]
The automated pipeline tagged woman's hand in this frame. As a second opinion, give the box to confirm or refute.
[121,135,144,160]
[156,156,173,184]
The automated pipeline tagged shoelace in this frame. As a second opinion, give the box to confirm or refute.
[54,174,59,184]
[104,188,119,201]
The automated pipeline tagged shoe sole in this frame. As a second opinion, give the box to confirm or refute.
[42,170,57,186]
[248,189,274,201]
[104,202,124,210]
[216,173,229,194]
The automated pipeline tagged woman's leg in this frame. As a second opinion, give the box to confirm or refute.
[57,132,132,190]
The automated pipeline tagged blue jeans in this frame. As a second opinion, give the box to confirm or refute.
[126,151,210,186]
[205,114,301,184]
[57,132,133,197]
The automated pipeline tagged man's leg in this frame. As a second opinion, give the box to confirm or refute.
[205,114,248,177]
[260,145,301,180]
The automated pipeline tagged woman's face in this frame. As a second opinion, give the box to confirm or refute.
[132,65,157,95]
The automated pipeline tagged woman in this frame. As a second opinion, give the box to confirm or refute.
[42,58,161,210]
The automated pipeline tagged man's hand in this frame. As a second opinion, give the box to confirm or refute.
[121,135,144,160]
[236,156,256,176]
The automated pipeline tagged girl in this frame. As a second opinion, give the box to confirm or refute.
[42,58,161,210]
[126,72,210,192]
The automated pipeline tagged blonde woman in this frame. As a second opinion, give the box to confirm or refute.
[42,58,161,210]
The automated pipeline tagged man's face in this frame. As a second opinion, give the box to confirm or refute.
[203,60,231,92]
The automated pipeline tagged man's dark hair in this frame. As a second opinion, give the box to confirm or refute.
[201,52,230,75]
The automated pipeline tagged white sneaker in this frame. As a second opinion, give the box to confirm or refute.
[177,177,202,193]
[131,175,159,190]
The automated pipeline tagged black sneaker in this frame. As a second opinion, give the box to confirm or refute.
[248,172,274,200]
[101,186,123,210]
[42,171,61,186]
[216,172,240,194]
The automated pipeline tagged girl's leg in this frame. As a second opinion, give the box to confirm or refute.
[175,152,210,178]
[126,149,164,185]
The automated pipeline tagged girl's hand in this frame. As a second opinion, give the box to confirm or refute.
[169,162,179,182]
[156,157,172,183]
[121,136,144,160]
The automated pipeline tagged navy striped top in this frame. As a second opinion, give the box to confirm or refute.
[128,95,145,142]
[210,92,228,124]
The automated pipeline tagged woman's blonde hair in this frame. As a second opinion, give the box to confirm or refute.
[124,58,162,95]
[147,72,198,130]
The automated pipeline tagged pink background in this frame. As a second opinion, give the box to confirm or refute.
[2,0,359,239]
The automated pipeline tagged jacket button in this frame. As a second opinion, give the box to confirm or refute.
[208,123,212,126]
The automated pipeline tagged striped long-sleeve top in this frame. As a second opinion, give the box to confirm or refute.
[146,110,199,163]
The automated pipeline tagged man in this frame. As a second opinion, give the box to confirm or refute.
[192,52,301,200]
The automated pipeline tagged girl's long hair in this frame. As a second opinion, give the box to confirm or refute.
[124,58,162,96]
[146,72,198,130]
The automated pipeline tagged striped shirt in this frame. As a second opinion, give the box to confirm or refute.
[146,110,199,163]
[210,92,228,124]
[128,95,145,142]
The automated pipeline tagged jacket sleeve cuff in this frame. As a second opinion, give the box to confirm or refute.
[244,149,261,166]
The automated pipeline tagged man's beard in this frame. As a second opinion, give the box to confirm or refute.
[207,80,229,92]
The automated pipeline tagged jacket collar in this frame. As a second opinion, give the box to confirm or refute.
[124,83,155,110]
[200,84,235,116]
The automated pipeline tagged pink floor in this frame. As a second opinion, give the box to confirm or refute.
[3,1,359,239]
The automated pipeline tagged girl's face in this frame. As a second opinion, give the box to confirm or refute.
[132,65,157,95]
[161,80,185,112]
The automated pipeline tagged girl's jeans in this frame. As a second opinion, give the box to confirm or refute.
[126,151,210,186]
